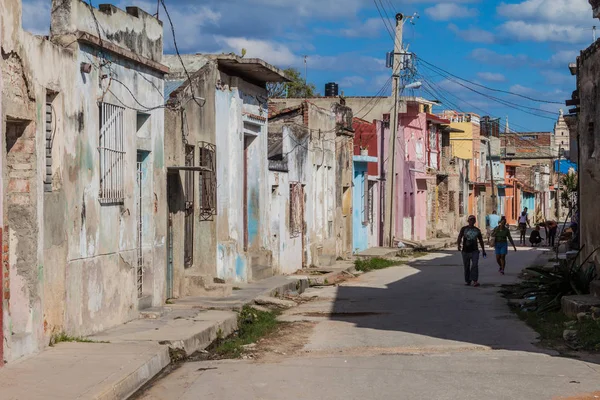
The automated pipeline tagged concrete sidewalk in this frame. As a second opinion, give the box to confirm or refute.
[0,268,350,400]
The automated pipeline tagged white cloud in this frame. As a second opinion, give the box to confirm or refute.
[316,18,383,38]
[21,0,50,35]
[498,20,592,44]
[425,4,478,21]
[549,50,579,67]
[497,0,593,25]
[540,70,575,85]
[214,37,301,67]
[339,76,367,88]
[448,24,495,43]
[469,49,532,67]
[477,72,506,82]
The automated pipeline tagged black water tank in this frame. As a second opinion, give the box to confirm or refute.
[325,82,339,97]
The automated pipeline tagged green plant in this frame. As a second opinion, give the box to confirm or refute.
[354,258,404,272]
[213,306,279,358]
[521,247,597,314]
[49,332,107,346]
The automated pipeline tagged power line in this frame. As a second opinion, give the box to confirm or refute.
[418,61,557,121]
[416,55,565,105]
[159,0,204,108]
[373,0,394,40]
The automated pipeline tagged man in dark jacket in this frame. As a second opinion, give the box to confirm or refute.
[457,215,487,287]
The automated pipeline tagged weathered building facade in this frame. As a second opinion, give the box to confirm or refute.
[574,17,600,267]
[268,100,354,265]
[1,0,167,363]
[163,54,288,291]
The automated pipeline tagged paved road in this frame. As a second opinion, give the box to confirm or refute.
[138,248,600,400]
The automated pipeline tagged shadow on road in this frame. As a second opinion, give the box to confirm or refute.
[327,248,600,365]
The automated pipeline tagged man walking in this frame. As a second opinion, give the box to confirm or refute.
[486,210,501,241]
[458,215,487,287]
[518,207,530,245]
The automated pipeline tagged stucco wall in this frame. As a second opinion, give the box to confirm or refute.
[164,63,218,297]
[1,0,166,362]
[577,40,600,268]
[215,72,270,282]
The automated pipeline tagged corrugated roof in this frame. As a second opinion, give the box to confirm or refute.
[165,80,185,99]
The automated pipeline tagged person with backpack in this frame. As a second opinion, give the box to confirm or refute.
[518,207,530,245]
[457,215,487,287]
[490,218,518,275]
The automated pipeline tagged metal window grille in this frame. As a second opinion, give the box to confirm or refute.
[290,182,303,238]
[136,158,143,298]
[44,101,53,192]
[99,103,125,203]
[198,141,217,221]
[184,145,195,268]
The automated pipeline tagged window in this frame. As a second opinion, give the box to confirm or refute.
[458,192,464,216]
[99,103,125,203]
[198,141,217,221]
[45,91,58,192]
[290,182,303,238]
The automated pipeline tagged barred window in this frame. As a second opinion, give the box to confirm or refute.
[198,142,217,220]
[290,182,303,238]
[98,103,125,203]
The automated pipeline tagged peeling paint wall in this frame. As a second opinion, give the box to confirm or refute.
[215,73,271,282]
[1,0,166,362]
[268,118,308,274]
[164,63,218,298]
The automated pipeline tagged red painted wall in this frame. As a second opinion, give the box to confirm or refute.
[353,118,379,176]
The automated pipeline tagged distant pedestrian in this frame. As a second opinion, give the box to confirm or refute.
[486,210,501,241]
[546,220,558,247]
[490,218,517,275]
[529,226,542,247]
[518,208,530,245]
[457,215,487,287]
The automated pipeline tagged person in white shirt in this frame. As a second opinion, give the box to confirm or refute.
[518,207,530,245]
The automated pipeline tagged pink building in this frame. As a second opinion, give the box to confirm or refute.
[400,100,434,241]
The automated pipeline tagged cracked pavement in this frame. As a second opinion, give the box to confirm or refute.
[137,249,600,400]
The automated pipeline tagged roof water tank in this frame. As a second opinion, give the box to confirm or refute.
[325,82,339,97]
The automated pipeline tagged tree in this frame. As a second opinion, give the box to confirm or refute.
[561,172,578,210]
[267,67,318,99]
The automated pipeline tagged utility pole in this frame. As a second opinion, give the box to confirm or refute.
[556,147,563,220]
[487,133,496,211]
[385,13,405,247]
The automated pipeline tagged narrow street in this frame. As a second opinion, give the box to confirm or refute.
[137,249,600,400]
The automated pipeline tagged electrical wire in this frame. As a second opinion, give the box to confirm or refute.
[418,62,557,121]
[373,0,394,40]
[416,55,565,105]
[159,0,204,108]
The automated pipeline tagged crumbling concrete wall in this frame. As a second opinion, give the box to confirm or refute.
[164,62,218,298]
[577,39,600,269]
[215,71,271,282]
[267,120,309,274]
[1,0,166,362]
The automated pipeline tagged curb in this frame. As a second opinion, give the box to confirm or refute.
[101,346,171,400]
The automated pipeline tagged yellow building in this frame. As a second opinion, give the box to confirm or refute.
[440,111,480,160]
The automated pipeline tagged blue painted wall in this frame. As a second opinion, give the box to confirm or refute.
[353,162,369,253]
[522,192,535,217]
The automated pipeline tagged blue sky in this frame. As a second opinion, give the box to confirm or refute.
[22,0,597,131]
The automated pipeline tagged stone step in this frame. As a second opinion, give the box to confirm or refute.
[318,254,336,267]
[251,264,274,281]
[561,294,600,318]
[184,275,233,298]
